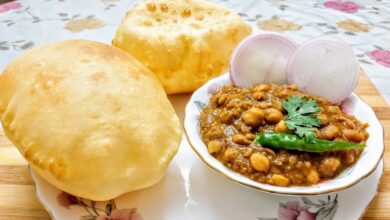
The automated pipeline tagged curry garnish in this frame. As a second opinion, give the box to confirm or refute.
[282,96,323,143]
[255,132,366,153]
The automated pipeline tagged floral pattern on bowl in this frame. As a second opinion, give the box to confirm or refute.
[184,73,384,195]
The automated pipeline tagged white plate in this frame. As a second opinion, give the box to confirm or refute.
[184,74,384,195]
[30,93,383,220]
[30,148,383,220]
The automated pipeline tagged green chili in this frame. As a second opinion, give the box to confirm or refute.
[255,132,366,153]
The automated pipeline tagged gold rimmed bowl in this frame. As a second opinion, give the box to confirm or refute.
[184,74,384,195]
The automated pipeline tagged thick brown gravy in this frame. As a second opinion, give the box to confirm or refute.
[199,84,368,187]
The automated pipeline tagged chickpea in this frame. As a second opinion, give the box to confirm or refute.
[279,89,293,98]
[323,125,340,140]
[250,153,270,172]
[239,101,253,111]
[288,84,298,91]
[245,133,256,141]
[232,108,242,118]
[217,94,228,106]
[226,100,239,109]
[206,127,224,140]
[327,106,341,114]
[343,129,363,142]
[319,157,341,177]
[242,108,264,127]
[317,113,329,126]
[243,148,254,158]
[345,119,355,129]
[232,134,249,145]
[253,92,266,101]
[222,148,238,162]
[256,103,268,109]
[239,126,251,134]
[219,110,234,124]
[315,128,322,139]
[274,120,288,132]
[342,151,356,166]
[273,101,283,112]
[306,169,320,184]
[316,98,327,105]
[338,116,355,129]
[270,174,290,186]
[265,108,283,124]
[254,84,270,92]
[207,140,223,154]
[239,167,248,175]
[242,88,250,93]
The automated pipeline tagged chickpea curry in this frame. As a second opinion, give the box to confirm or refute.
[199,84,369,187]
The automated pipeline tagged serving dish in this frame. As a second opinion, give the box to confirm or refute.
[184,73,384,195]
[22,89,383,219]
[30,138,384,220]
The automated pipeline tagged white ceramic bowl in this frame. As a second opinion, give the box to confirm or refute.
[184,74,384,195]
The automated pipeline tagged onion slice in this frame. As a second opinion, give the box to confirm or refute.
[286,36,360,104]
[229,33,298,87]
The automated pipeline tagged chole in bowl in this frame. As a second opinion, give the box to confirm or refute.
[184,74,383,195]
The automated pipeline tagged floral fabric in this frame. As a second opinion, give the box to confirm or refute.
[0,0,389,103]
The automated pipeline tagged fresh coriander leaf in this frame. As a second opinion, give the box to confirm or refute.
[282,96,323,142]
[282,96,303,116]
[290,114,322,127]
[285,121,316,140]
[296,98,320,115]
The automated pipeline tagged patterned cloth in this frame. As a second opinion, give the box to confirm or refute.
[0,0,389,104]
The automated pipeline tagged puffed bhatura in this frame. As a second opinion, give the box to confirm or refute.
[113,0,252,94]
[0,40,182,201]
